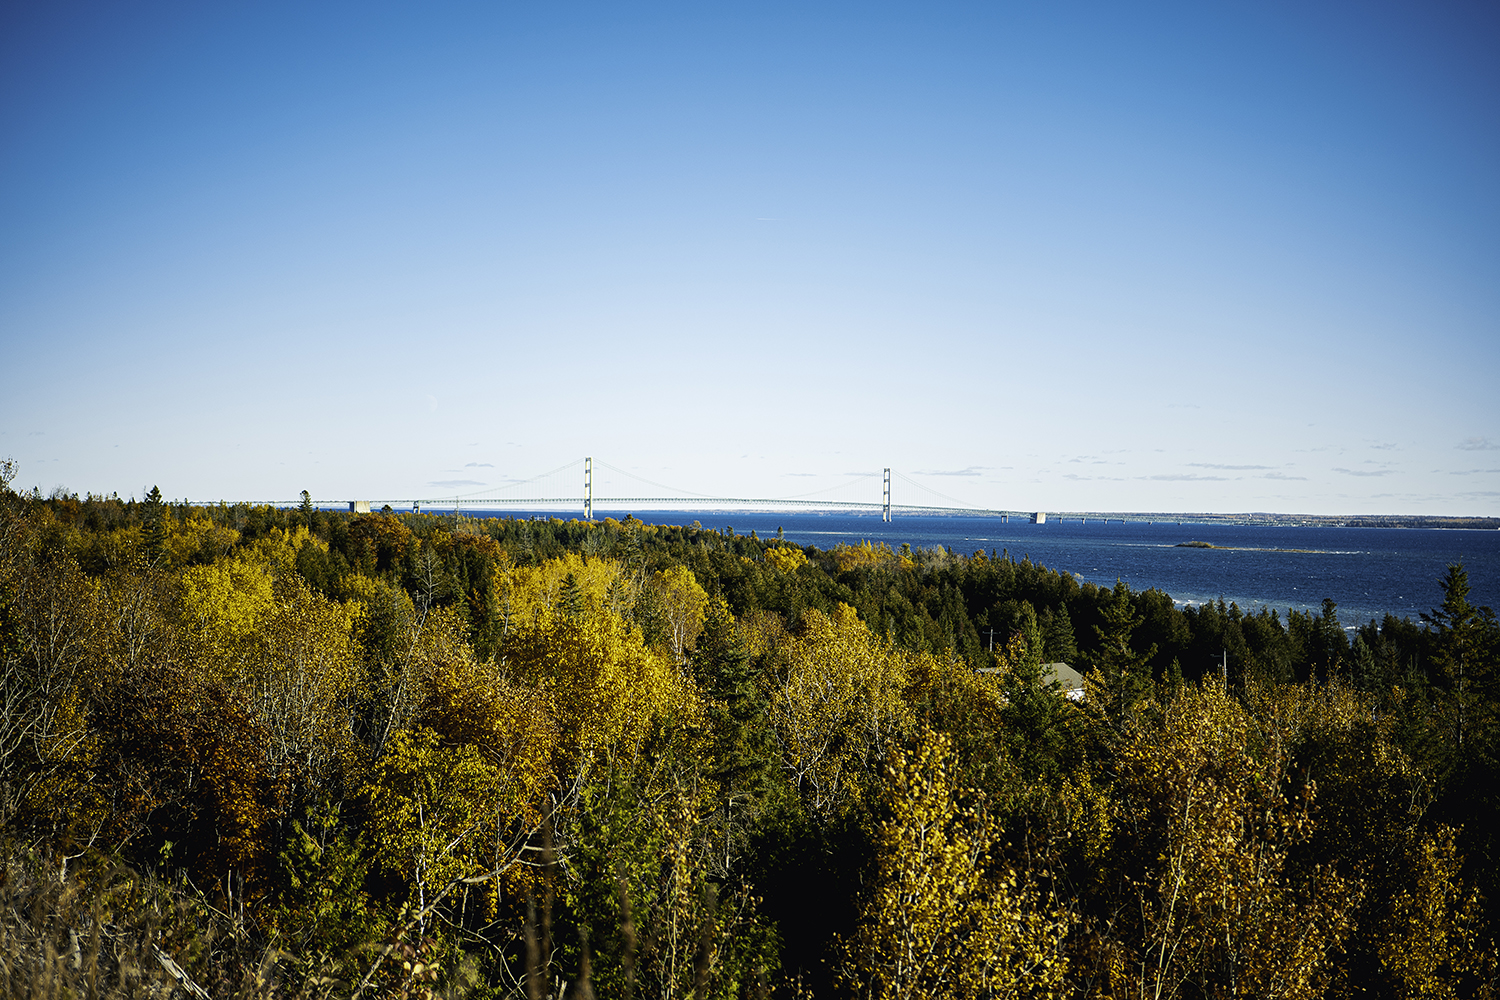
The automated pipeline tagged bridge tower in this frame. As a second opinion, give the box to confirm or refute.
[584,457,593,520]
[883,468,891,522]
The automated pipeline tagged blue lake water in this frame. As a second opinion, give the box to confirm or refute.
[470,508,1500,628]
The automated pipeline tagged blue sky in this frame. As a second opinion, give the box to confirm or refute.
[2,1,1497,514]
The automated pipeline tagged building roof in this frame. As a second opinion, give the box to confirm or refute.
[1044,662,1086,701]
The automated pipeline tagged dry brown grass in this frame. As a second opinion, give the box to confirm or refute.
[0,850,351,1000]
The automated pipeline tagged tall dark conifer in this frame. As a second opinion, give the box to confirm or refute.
[1084,581,1158,729]
[558,572,584,618]
[1039,602,1078,664]
[142,485,165,565]
[691,599,776,878]
[1423,564,1498,752]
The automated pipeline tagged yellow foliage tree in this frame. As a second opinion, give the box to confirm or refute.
[768,604,914,815]
[1377,825,1496,999]
[418,660,558,835]
[763,545,808,574]
[501,600,688,765]
[253,577,364,774]
[179,557,276,665]
[246,524,319,579]
[341,571,491,758]
[180,558,362,776]
[499,551,636,626]
[1271,681,1497,999]
[364,665,559,921]
[831,540,897,573]
[837,729,1070,1000]
[1104,681,1362,1000]
[162,511,239,567]
[365,725,508,914]
[646,564,709,662]
[0,529,103,833]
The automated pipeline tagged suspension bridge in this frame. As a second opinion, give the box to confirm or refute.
[291,458,1295,527]
[359,459,1004,521]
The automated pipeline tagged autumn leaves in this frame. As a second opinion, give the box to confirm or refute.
[1,486,1496,998]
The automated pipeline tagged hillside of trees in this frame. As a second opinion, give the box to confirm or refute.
[2,465,1497,998]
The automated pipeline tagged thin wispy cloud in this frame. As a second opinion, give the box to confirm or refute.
[1334,468,1394,477]
[1142,474,1230,482]
[1187,463,1276,471]
[428,479,485,488]
[1457,437,1499,451]
[919,466,986,477]
[1262,472,1307,481]
[465,462,494,468]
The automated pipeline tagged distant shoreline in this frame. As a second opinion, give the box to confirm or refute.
[1011,513,1500,530]
[456,510,1500,530]
[249,500,1500,529]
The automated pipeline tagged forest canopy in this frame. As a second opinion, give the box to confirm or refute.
[1,466,1496,998]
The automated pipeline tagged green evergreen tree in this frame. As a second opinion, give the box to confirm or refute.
[691,599,777,877]
[142,484,165,564]
[1420,564,1500,961]
[998,600,1075,781]
[1039,602,1078,664]
[1423,564,1498,751]
[1313,597,1348,683]
[1084,581,1158,728]
[559,571,584,618]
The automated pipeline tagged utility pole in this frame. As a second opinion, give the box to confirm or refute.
[883,468,891,523]
[584,456,593,521]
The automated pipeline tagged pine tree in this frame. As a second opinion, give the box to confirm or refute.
[1422,564,1498,752]
[998,602,1075,782]
[557,571,584,619]
[1084,581,1158,728]
[142,485,166,565]
[691,600,776,865]
[1039,602,1078,665]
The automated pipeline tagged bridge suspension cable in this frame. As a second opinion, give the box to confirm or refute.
[889,469,987,511]
[335,456,1029,519]
[414,458,586,505]
[774,469,885,501]
[593,459,718,499]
